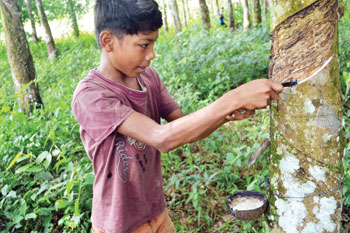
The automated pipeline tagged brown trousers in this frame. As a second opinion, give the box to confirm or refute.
[91,209,176,233]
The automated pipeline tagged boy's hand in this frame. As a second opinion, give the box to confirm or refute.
[226,109,255,121]
[232,79,283,111]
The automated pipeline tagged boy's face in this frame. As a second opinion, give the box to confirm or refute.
[105,30,159,79]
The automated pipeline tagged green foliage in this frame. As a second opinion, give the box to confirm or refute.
[0,17,349,233]
[0,33,97,232]
[154,24,271,111]
[18,0,91,24]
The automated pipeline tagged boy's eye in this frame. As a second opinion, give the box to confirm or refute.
[140,44,148,48]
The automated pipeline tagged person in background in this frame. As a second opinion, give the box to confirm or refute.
[219,7,226,26]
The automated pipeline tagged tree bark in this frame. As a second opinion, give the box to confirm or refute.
[162,0,169,33]
[269,0,343,232]
[251,0,262,25]
[35,0,58,61]
[227,0,235,30]
[25,0,39,43]
[67,0,79,38]
[199,0,210,30]
[168,0,182,34]
[241,0,250,31]
[0,0,42,112]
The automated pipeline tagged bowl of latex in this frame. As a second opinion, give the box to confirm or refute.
[226,191,268,221]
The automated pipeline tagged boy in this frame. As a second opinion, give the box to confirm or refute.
[71,0,283,232]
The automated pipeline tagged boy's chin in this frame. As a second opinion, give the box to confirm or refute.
[131,70,146,78]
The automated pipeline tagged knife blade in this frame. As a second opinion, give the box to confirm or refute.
[281,53,335,87]
[247,139,270,167]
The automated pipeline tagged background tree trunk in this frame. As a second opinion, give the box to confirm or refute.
[162,0,169,33]
[199,0,210,30]
[185,0,190,21]
[269,0,343,232]
[67,0,79,38]
[181,0,187,27]
[0,0,42,112]
[215,0,219,14]
[227,0,235,30]
[168,0,182,33]
[35,0,58,61]
[25,0,39,43]
[251,0,261,25]
[241,0,250,30]
[263,0,268,21]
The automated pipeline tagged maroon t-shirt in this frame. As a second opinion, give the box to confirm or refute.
[71,67,179,233]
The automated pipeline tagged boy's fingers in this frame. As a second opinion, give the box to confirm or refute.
[270,91,280,101]
[271,81,283,94]
[226,114,235,121]
[244,110,255,117]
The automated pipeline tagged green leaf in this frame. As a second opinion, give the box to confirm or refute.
[36,151,50,164]
[16,162,35,174]
[65,220,77,228]
[247,179,258,191]
[36,172,53,181]
[26,166,43,173]
[66,179,74,196]
[1,106,10,113]
[52,149,60,157]
[74,199,80,217]
[25,213,37,220]
[7,152,22,170]
[55,199,69,210]
[19,200,28,216]
[84,173,95,185]
[43,153,52,169]
[1,184,9,196]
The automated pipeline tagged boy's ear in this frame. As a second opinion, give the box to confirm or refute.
[99,31,115,52]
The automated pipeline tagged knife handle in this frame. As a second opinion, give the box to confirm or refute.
[282,79,298,87]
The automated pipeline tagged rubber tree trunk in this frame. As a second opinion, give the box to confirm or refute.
[25,0,39,43]
[251,0,262,25]
[67,0,79,38]
[269,0,344,232]
[35,0,58,61]
[241,0,250,31]
[0,0,43,112]
[162,0,169,33]
[199,0,210,30]
[227,0,235,30]
[181,0,187,26]
[168,0,182,34]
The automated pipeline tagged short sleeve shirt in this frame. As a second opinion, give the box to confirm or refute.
[71,67,179,233]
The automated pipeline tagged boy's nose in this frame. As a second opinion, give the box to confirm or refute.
[145,43,156,61]
[146,49,155,61]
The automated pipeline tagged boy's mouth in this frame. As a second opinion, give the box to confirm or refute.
[136,66,147,72]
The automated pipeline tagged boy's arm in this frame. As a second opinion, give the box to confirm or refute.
[164,108,255,141]
[164,108,184,122]
[117,79,282,153]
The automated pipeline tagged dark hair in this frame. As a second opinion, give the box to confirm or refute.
[94,0,163,48]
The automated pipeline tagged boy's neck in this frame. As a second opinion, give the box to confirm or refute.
[97,60,141,91]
